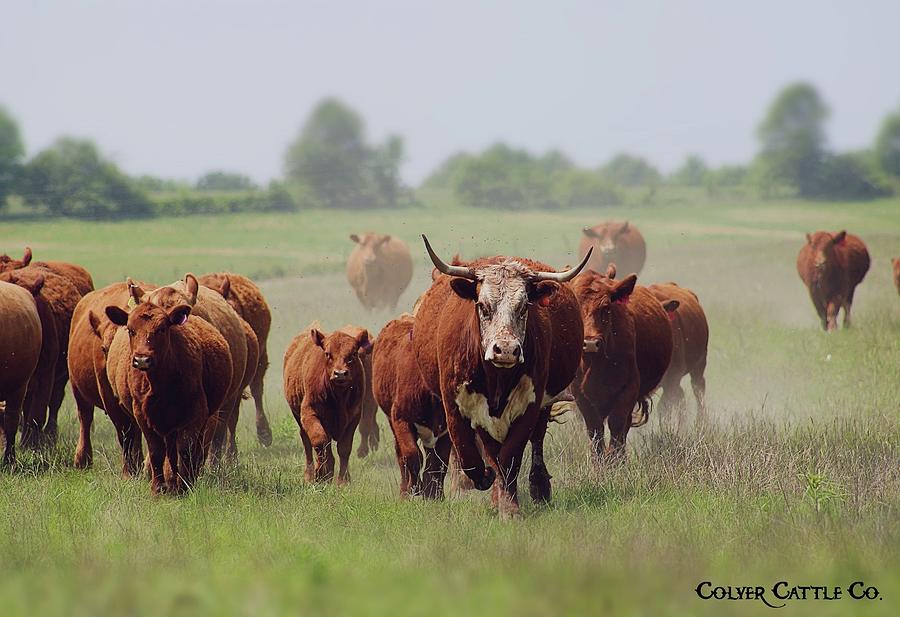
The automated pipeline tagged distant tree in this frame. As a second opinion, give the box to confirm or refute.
[671,155,708,186]
[704,164,748,196]
[134,175,191,192]
[370,135,405,207]
[874,109,900,179]
[554,169,622,208]
[196,170,256,191]
[598,153,661,187]
[421,152,472,190]
[0,105,25,209]
[756,82,828,197]
[284,98,373,208]
[538,149,575,175]
[815,151,892,200]
[20,137,152,218]
[452,143,556,210]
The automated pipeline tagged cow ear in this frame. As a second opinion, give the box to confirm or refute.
[606,263,617,279]
[662,299,680,313]
[806,233,812,244]
[22,247,33,266]
[349,234,360,244]
[184,273,200,304]
[611,274,637,302]
[220,276,231,300]
[30,273,45,296]
[582,227,598,239]
[106,306,129,326]
[88,310,103,338]
[619,221,630,234]
[377,235,391,247]
[355,329,371,353]
[167,304,191,326]
[311,329,326,349]
[832,230,847,245]
[450,277,478,301]
[126,277,144,306]
[529,280,559,305]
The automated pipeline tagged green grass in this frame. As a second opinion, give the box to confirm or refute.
[1,194,899,616]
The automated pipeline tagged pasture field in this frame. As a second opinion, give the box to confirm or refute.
[1,195,898,616]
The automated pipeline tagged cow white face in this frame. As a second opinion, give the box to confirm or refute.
[450,261,558,368]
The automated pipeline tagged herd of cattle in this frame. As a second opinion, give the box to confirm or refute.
[0,223,893,518]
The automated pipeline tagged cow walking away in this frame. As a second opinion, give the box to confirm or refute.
[797,231,870,331]
[373,314,449,498]
[0,280,43,465]
[199,272,274,447]
[413,237,589,518]
[283,322,370,484]
[579,221,646,276]
[648,282,709,429]
[346,232,414,310]
[571,265,673,461]
[105,297,232,494]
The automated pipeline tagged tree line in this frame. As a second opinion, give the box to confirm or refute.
[2,82,900,219]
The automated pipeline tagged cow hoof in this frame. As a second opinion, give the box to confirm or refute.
[73,450,93,469]
[356,444,369,459]
[529,469,552,504]
[472,467,496,491]
[256,422,273,448]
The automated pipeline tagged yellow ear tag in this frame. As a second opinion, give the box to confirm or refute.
[127,296,137,310]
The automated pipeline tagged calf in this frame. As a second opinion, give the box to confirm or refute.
[69,281,156,473]
[0,280,43,465]
[648,282,709,429]
[571,266,673,460]
[199,272,274,447]
[413,238,588,518]
[0,247,94,296]
[105,300,232,494]
[338,324,379,458]
[283,322,370,484]
[373,314,449,498]
[796,231,870,331]
[1,266,81,447]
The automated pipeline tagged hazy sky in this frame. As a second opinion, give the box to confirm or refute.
[3,0,900,185]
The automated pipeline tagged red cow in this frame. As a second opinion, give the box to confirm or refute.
[413,237,589,518]
[105,299,232,494]
[337,324,380,458]
[571,265,673,460]
[0,247,94,296]
[283,323,370,484]
[578,221,646,276]
[796,231,870,331]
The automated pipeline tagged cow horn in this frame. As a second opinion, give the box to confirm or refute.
[422,235,476,280]
[532,247,593,282]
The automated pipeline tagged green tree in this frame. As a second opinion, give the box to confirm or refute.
[196,170,256,191]
[0,105,25,209]
[756,82,828,197]
[284,98,373,208]
[671,154,708,186]
[874,109,900,179]
[598,153,661,187]
[20,137,152,218]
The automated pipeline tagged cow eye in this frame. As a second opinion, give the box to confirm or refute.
[477,302,491,318]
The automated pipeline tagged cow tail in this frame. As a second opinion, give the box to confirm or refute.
[631,397,651,427]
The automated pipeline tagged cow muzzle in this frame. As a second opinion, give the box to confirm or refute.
[132,355,154,370]
[583,338,601,354]
[485,340,523,368]
[331,369,350,383]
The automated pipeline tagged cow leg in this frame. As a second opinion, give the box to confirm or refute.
[442,398,495,491]
[299,428,315,483]
[108,403,144,477]
[842,288,856,329]
[390,416,422,497]
[810,292,828,331]
[250,361,273,447]
[691,363,708,424]
[356,403,379,458]
[579,406,607,462]
[825,299,840,332]
[177,428,205,494]
[1,385,28,466]
[300,409,334,482]
[422,434,451,500]
[164,433,181,494]
[335,420,357,486]
[44,372,67,447]
[658,377,686,432]
[21,372,52,450]
[224,401,240,465]
[448,448,476,496]
[141,426,168,496]
[528,405,553,504]
[606,402,633,463]
[72,388,94,469]
[493,402,544,520]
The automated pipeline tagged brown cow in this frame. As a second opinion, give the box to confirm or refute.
[105,299,232,494]
[413,237,589,518]
[199,272,274,447]
[797,231,870,331]
[138,274,249,462]
[0,266,81,448]
[373,314,449,498]
[579,221,646,276]
[0,280,43,465]
[648,282,709,429]
[346,232,414,310]
[338,324,379,458]
[69,281,156,473]
[571,265,673,460]
[283,322,370,484]
[892,258,900,296]
[0,247,94,296]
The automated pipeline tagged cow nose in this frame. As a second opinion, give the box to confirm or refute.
[132,355,153,370]
[487,341,523,367]
[332,369,349,380]
[583,339,600,353]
